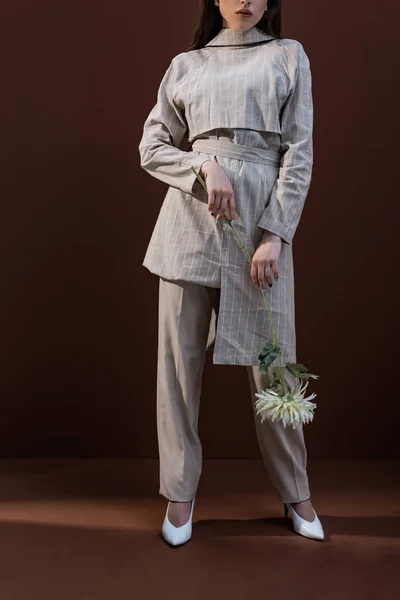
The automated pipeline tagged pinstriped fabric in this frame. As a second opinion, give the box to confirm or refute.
[138,26,313,366]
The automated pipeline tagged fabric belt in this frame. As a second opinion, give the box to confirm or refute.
[191,138,281,168]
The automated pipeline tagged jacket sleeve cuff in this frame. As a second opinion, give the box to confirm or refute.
[183,155,211,194]
[257,189,293,245]
[258,225,292,245]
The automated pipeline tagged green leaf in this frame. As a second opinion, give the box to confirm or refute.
[258,341,280,372]
[286,362,319,380]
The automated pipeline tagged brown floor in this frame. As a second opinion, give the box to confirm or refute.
[0,459,398,600]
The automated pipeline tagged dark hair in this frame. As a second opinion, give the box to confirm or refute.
[187,0,282,51]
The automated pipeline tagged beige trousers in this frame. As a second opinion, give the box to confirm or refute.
[157,277,310,504]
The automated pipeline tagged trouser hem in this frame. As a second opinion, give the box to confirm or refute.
[159,490,196,502]
[281,494,311,504]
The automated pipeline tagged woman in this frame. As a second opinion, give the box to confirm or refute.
[138,0,324,546]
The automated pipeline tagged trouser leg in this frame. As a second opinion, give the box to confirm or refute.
[157,277,217,501]
[246,365,311,504]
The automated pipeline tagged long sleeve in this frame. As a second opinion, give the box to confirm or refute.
[257,43,314,245]
[138,56,208,195]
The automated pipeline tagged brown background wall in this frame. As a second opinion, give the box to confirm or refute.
[0,1,398,458]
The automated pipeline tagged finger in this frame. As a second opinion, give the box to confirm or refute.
[216,196,228,221]
[210,194,220,220]
[215,198,223,221]
[264,263,273,286]
[208,190,215,212]
[271,260,279,281]
[214,194,225,221]
[250,262,258,286]
[229,196,237,221]
[258,265,267,289]
[213,192,222,217]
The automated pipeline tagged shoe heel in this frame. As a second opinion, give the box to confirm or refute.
[284,503,289,519]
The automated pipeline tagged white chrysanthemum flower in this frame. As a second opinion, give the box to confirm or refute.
[254,380,317,429]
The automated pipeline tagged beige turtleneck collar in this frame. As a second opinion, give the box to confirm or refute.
[205,25,274,47]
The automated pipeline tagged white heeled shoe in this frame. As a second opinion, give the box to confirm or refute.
[161,498,195,546]
[284,502,324,540]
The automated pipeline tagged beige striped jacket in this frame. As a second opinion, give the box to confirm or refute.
[138,26,313,367]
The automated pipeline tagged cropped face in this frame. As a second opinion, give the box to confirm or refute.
[218,0,268,30]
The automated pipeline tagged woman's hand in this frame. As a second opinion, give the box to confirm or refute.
[251,231,282,289]
[200,160,237,222]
